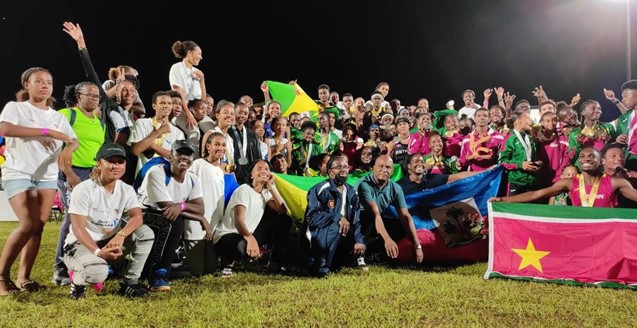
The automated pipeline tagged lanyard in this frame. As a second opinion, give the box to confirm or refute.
[232,126,248,159]
[513,130,532,161]
[304,143,313,169]
[321,132,330,151]
[578,174,601,207]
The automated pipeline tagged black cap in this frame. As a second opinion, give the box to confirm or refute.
[621,80,637,91]
[95,143,127,160]
[395,117,410,125]
[172,140,196,154]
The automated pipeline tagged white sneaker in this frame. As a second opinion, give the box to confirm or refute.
[356,256,369,271]
[221,267,233,278]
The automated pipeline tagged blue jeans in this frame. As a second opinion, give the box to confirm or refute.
[54,167,93,272]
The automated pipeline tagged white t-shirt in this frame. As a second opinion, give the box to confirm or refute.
[213,184,272,244]
[214,127,235,164]
[186,158,225,240]
[0,101,77,181]
[65,179,140,245]
[109,106,134,131]
[127,117,185,175]
[169,62,202,101]
[458,106,477,120]
[259,141,268,160]
[137,164,203,210]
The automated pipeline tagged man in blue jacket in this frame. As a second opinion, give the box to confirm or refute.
[304,156,365,278]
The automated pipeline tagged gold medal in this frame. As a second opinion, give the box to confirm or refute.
[225,164,236,173]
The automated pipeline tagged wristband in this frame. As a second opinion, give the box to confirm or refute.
[612,98,620,105]
[414,244,422,250]
[180,201,186,211]
[41,128,49,136]
[93,248,101,256]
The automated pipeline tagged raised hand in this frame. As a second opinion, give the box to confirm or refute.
[532,85,546,99]
[570,93,581,106]
[483,88,493,99]
[603,88,616,101]
[494,87,505,99]
[504,92,516,109]
[62,22,85,45]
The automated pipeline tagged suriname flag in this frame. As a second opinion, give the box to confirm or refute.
[486,202,637,289]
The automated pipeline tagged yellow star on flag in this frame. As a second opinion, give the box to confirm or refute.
[512,238,550,273]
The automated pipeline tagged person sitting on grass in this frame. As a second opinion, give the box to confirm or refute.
[213,159,291,277]
[137,140,212,292]
[490,147,637,207]
[63,143,154,299]
[357,155,424,264]
[304,156,365,278]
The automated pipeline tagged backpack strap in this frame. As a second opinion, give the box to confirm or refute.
[69,107,105,130]
[69,108,77,127]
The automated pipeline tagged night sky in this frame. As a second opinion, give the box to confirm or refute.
[0,0,635,121]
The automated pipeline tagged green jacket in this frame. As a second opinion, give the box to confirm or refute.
[499,132,537,186]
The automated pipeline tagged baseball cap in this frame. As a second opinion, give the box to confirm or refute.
[95,143,127,160]
[172,140,196,154]
[395,117,410,125]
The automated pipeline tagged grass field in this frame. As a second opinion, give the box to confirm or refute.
[1,221,637,327]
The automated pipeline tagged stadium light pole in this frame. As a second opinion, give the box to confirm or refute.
[626,0,632,80]
[611,0,633,80]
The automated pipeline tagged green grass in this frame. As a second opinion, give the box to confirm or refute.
[1,222,637,328]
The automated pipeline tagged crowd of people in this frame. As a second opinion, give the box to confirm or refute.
[1,21,637,299]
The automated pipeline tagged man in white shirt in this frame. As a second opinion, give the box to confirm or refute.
[137,140,211,292]
[128,91,185,176]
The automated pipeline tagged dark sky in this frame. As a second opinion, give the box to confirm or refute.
[1,0,635,121]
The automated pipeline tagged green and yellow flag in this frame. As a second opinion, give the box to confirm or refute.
[265,81,320,119]
[274,164,404,220]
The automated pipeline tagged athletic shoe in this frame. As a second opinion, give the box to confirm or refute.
[52,268,71,286]
[356,256,369,271]
[92,282,104,293]
[221,267,233,278]
[119,282,149,298]
[69,283,85,300]
[150,268,171,292]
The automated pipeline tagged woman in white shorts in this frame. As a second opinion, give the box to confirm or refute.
[0,67,78,295]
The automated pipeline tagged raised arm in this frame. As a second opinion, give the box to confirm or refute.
[492,178,571,203]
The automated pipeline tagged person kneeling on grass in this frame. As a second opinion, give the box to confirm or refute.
[63,143,154,299]
[137,140,212,292]
[213,159,291,277]
[357,155,424,264]
[303,155,365,278]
